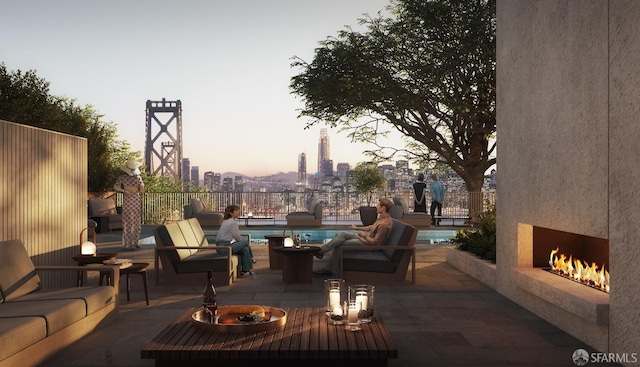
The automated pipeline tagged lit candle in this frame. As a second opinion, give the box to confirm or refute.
[329,289,340,308]
[348,303,358,323]
[355,291,368,311]
[332,305,343,317]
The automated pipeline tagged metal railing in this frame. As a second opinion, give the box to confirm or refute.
[97,189,495,225]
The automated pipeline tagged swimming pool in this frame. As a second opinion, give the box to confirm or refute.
[205,228,458,245]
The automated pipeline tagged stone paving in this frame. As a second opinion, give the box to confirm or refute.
[37,227,621,367]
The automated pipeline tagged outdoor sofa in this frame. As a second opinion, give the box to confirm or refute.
[183,198,224,228]
[337,218,417,284]
[153,218,241,286]
[0,239,119,367]
[285,198,323,227]
[88,197,123,233]
[390,197,431,228]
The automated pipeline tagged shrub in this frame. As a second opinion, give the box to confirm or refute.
[452,204,496,263]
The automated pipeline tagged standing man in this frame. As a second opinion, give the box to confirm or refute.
[313,198,394,276]
[430,174,444,226]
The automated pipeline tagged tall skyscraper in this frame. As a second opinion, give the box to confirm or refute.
[182,158,190,187]
[336,163,350,178]
[234,175,244,192]
[191,166,199,187]
[318,128,330,175]
[298,153,307,186]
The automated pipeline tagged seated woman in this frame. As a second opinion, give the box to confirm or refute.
[215,205,256,277]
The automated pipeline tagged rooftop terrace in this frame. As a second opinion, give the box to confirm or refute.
[36,225,616,367]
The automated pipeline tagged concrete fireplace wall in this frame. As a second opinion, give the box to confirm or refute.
[497,0,640,358]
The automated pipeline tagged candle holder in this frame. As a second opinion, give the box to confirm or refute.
[348,284,375,323]
[324,279,345,314]
[345,300,362,331]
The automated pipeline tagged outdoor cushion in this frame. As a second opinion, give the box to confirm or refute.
[190,198,204,214]
[0,317,46,362]
[0,240,41,302]
[308,198,318,214]
[88,198,117,216]
[176,250,234,273]
[342,251,396,273]
[15,286,115,316]
[394,197,410,214]
[0,298,86,335]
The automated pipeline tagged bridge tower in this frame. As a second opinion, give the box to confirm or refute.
[144,99,183,182]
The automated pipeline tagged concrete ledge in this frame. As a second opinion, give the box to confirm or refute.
[445,246,497,289]
[513,268,609,325]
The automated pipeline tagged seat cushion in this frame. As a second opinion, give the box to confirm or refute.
[176,250,234,273]
[0,317,47,362]
[342,251,396,273]
[0,298,86,335]
[16,286,116,315]
[88,198,117,216]
[0,240,41,302]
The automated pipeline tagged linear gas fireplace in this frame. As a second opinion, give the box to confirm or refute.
[532,226,609,293]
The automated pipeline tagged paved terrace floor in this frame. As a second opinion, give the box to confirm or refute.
[38,225,620,367]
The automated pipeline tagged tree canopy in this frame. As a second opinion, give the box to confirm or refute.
[0,63,135,191]
[290,0,496,193]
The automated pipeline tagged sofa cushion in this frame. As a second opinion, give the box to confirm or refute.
[190,198,204,214]
[177,220,202,253]
[0,317,47,362]
[15,286,116,315]
[88,198,117,216]
[154,223,192,263]
[308,198,318,214]
[393,197,410,214]
[186,218,209,247]
[342,251,396,273]
[176,249,235,273]
[0,240,41,302]
[0,298,86,335]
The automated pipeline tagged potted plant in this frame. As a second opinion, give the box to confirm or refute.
[350,162,387,225]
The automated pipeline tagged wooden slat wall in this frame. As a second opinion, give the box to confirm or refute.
[0,120,87,288]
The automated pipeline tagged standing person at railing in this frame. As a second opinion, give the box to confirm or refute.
[215,205,257,277]
[113,160,145,250]
[412,173,427,212]
[430,173,445,226]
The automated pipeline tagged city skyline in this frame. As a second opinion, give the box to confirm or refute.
[0,0,408,177]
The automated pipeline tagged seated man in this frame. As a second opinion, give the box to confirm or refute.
[313,198,394,275]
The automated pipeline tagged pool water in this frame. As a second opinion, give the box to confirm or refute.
[205,228,457,245]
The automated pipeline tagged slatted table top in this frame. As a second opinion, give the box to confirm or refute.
[141,306,398,367]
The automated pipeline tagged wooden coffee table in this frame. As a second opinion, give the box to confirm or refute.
[141,307,397,367]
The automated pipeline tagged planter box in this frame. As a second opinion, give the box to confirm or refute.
[445,246,497,289]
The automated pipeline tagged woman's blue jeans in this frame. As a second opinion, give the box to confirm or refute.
[216,239,254,272]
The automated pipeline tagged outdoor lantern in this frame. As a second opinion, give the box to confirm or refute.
[284,237,294,247]
[81,241,97,256]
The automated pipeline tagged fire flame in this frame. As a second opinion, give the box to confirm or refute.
[548,247,610,293]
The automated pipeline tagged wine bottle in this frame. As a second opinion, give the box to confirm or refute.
[203,270,217,322]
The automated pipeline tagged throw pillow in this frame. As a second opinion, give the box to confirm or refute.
[308,197,318,214]
[190,198,204,214]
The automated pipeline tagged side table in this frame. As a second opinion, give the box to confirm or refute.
[72,253,118,286]
[100,262,150,305]
[272,246,321,284]
[264,234,288,270]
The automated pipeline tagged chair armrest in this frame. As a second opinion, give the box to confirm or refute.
[35,265,120,294]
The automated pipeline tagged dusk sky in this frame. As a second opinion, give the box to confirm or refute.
[1,0,412,177]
